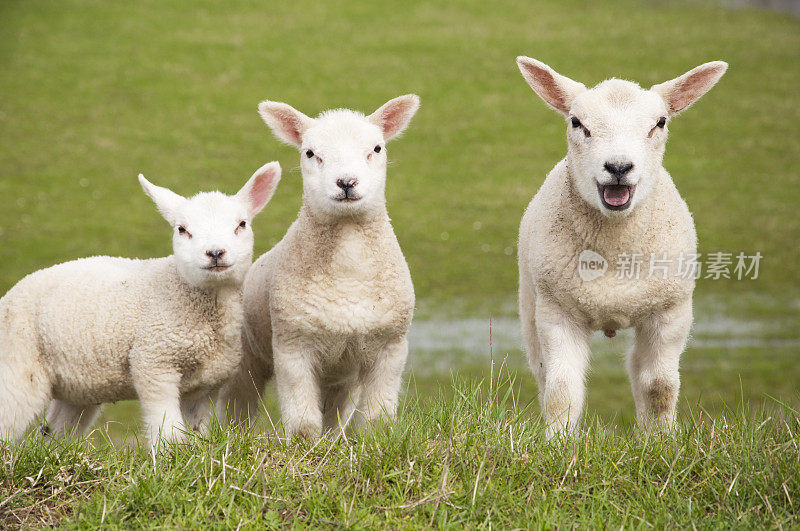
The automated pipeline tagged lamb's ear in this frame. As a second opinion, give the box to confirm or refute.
[650,61,728,115]
[236,161,281,218]
[138,174,186,226]
[368,94,420,141]
[516,56,586,116]
[257,101,315,148]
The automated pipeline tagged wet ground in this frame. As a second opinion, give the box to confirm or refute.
[408,292,800,367]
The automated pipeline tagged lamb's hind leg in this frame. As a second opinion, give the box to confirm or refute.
[218,345,272,429]
[181,392,216,434]
[322,380,361,435]
[0,348,52,442]
[628,299,692,432]
[43,401,101,437]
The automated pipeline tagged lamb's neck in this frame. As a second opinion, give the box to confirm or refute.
[207,285,243,316]
[197,284,243,342]
[563,166,664,250]
[289,204,395,275]
[174,273,242,320]
[296,204,393,245]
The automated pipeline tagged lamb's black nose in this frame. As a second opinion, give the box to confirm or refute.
[206,249,226,260]
[604,161,634,177]
[336,178,357,190]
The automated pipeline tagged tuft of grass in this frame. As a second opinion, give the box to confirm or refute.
[2,375,798,528]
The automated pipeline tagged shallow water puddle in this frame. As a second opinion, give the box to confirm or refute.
[408,294,800,370]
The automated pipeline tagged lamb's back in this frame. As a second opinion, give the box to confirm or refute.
[0,256,210,403]
[30,257,173,402]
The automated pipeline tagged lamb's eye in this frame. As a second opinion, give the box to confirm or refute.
[305,149,314,158]
[177,226,186,234]
[570,116,591,137]
[656,116,667,128]
[239,220,247,229]
[374,145,381,153]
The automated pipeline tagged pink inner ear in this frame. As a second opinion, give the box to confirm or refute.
[250,172,274,209]
[523,65,567,111]
[379,106,405,136]
[669,67,723,112]
[274,109,303,144]
[672,78,705,112]
[536,73,567,110]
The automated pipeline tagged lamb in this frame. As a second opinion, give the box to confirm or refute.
[221,95,419,438]
[515,57,727,437]
[0,162,281,446]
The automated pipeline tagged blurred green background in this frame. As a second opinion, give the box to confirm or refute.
[1,0,798,436]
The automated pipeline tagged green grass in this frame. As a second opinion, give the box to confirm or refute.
[91,337,800,444]
[2,377,798,528]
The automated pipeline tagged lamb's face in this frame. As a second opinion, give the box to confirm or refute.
[516,56,727,218]
[169,192,256,288]
[257,95,420,221]
[566,80,669,217]
[300,111,387,219]
[138,162,281,290]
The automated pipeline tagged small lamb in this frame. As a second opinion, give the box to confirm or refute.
[515,57,727,437]
[0,162,281,445]
[221,95,419,438]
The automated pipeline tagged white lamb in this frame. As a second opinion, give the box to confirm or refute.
[515,57,727,437]
[0,162,281,446]
[221,95,419,438]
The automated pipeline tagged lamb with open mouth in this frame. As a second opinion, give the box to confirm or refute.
[515,55,727,438]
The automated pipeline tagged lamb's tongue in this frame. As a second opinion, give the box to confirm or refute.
[603,185,630,206]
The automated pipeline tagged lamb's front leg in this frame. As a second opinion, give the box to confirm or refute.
[535,297,591,439]
[628,299,692,432]
[352,336,408,430]
[133,369,185,447]
[273,338,322,438]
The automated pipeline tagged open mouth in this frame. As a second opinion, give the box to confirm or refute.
[204,264,230,272]
[597,183,636,211]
